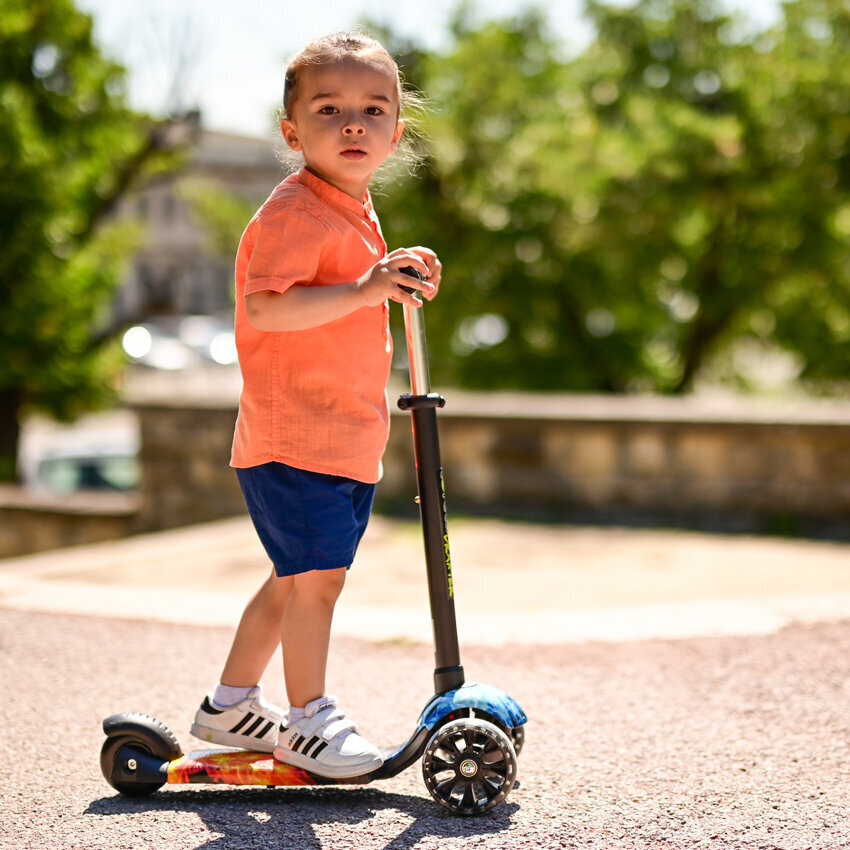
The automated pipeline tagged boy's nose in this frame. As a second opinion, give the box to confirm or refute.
[342,112,366,134]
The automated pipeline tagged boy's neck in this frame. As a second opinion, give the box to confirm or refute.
[304,165,370,203]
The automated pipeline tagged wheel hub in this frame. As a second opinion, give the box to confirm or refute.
[459,758,478,778]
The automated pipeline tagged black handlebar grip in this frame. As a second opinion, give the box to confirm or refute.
[398,265,425,295]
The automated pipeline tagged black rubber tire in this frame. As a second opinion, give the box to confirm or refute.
[510,723,526,757]
[421,718,517,815]
[100,713,182,796]
[473,712,526,758]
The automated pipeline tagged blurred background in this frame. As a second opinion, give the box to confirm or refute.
[2,0,850,554]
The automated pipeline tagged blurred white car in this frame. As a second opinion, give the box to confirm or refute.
[34,446,140,494]
[122,315,237,370]
[20,410,140,496]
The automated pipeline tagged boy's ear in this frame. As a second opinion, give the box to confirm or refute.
[391,119,405,152]
[281,118,301,151]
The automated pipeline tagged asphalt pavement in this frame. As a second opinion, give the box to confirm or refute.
[1,514,849,848]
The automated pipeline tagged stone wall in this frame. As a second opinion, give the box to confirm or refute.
[133,400,244,533]
[0,486,137,558]
[132,388,850,537]
[3,389,848,559]
[384,394,850,535]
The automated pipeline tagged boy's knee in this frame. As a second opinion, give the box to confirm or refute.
[318,568,347,601]
[262,570,294,603]
[296,567,347,606]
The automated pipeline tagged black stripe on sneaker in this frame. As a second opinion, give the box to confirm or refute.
[229,712,254,734]
[304,737,326,757]
[201,697,225,715]
[256,720,276,740]
[291,734,306,752]
[242,715,267,737]
[301,735,327,758]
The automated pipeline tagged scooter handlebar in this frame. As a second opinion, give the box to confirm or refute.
[398,265,426,295]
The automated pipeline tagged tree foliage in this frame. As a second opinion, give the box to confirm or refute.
[0,0,180,479]
[378,0,850,394]
[3,0,850,480]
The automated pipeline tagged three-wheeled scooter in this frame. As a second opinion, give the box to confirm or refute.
[100,269,527,815]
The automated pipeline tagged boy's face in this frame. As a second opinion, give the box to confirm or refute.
[281,55,404,200]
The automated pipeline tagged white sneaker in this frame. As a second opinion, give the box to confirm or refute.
[190,686,284,753]
[274,695,383,778]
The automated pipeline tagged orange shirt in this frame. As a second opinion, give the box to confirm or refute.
[231,169,392,483]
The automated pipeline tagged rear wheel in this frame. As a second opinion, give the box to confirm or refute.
[421,718,517,815]
[100,713,182,796]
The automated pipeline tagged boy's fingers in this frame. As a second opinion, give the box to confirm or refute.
[408,245,437,261]
[391,287,423,306]
[408,247,439,273]
[395,265,433,290]
[397,258,430,279]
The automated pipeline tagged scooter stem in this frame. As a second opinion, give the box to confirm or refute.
[403,300,431,396]
[400,296,465,694]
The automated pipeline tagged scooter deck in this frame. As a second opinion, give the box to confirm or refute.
[162,682,526,789]
[167,749,366,787]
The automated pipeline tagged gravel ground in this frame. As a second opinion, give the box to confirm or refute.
[2,607,849,850]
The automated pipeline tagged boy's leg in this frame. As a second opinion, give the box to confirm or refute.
[220,567,294,687]
[281,566,347,707]
[274,565,383,778]
[190,568,291,752]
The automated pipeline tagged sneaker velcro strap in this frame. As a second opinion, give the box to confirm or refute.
[302,705,358,742]
[319,717,357,741]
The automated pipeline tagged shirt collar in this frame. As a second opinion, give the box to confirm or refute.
[296,168,372,218]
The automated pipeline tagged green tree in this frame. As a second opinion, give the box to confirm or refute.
[0,0,181,481]
[753,0,850,388]
[379,0,850,394]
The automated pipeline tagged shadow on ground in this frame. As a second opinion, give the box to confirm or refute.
[86,786,519,849]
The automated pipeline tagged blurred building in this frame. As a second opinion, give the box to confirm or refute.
[111,116,283,322]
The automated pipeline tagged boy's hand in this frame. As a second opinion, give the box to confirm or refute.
[356,247,441,307]
[408,246,441,300]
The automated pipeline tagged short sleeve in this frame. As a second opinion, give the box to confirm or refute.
[244,202,329,296]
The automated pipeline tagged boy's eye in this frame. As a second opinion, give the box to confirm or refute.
[365,106,384,115]
[318,105,338,115]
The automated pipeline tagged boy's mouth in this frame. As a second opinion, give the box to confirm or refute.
[341,146,367,160]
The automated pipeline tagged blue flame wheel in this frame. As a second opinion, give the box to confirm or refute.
[422,718,517,815]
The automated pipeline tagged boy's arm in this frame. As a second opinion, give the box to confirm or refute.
[245,247,440,332]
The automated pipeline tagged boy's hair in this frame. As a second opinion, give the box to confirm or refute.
[276,31,427,179]
[282,32,402,120]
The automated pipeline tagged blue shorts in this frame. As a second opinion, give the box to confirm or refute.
[235,461,376,577]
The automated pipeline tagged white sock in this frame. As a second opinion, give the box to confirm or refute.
[288,705,306,724]
[211,682,256,708]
